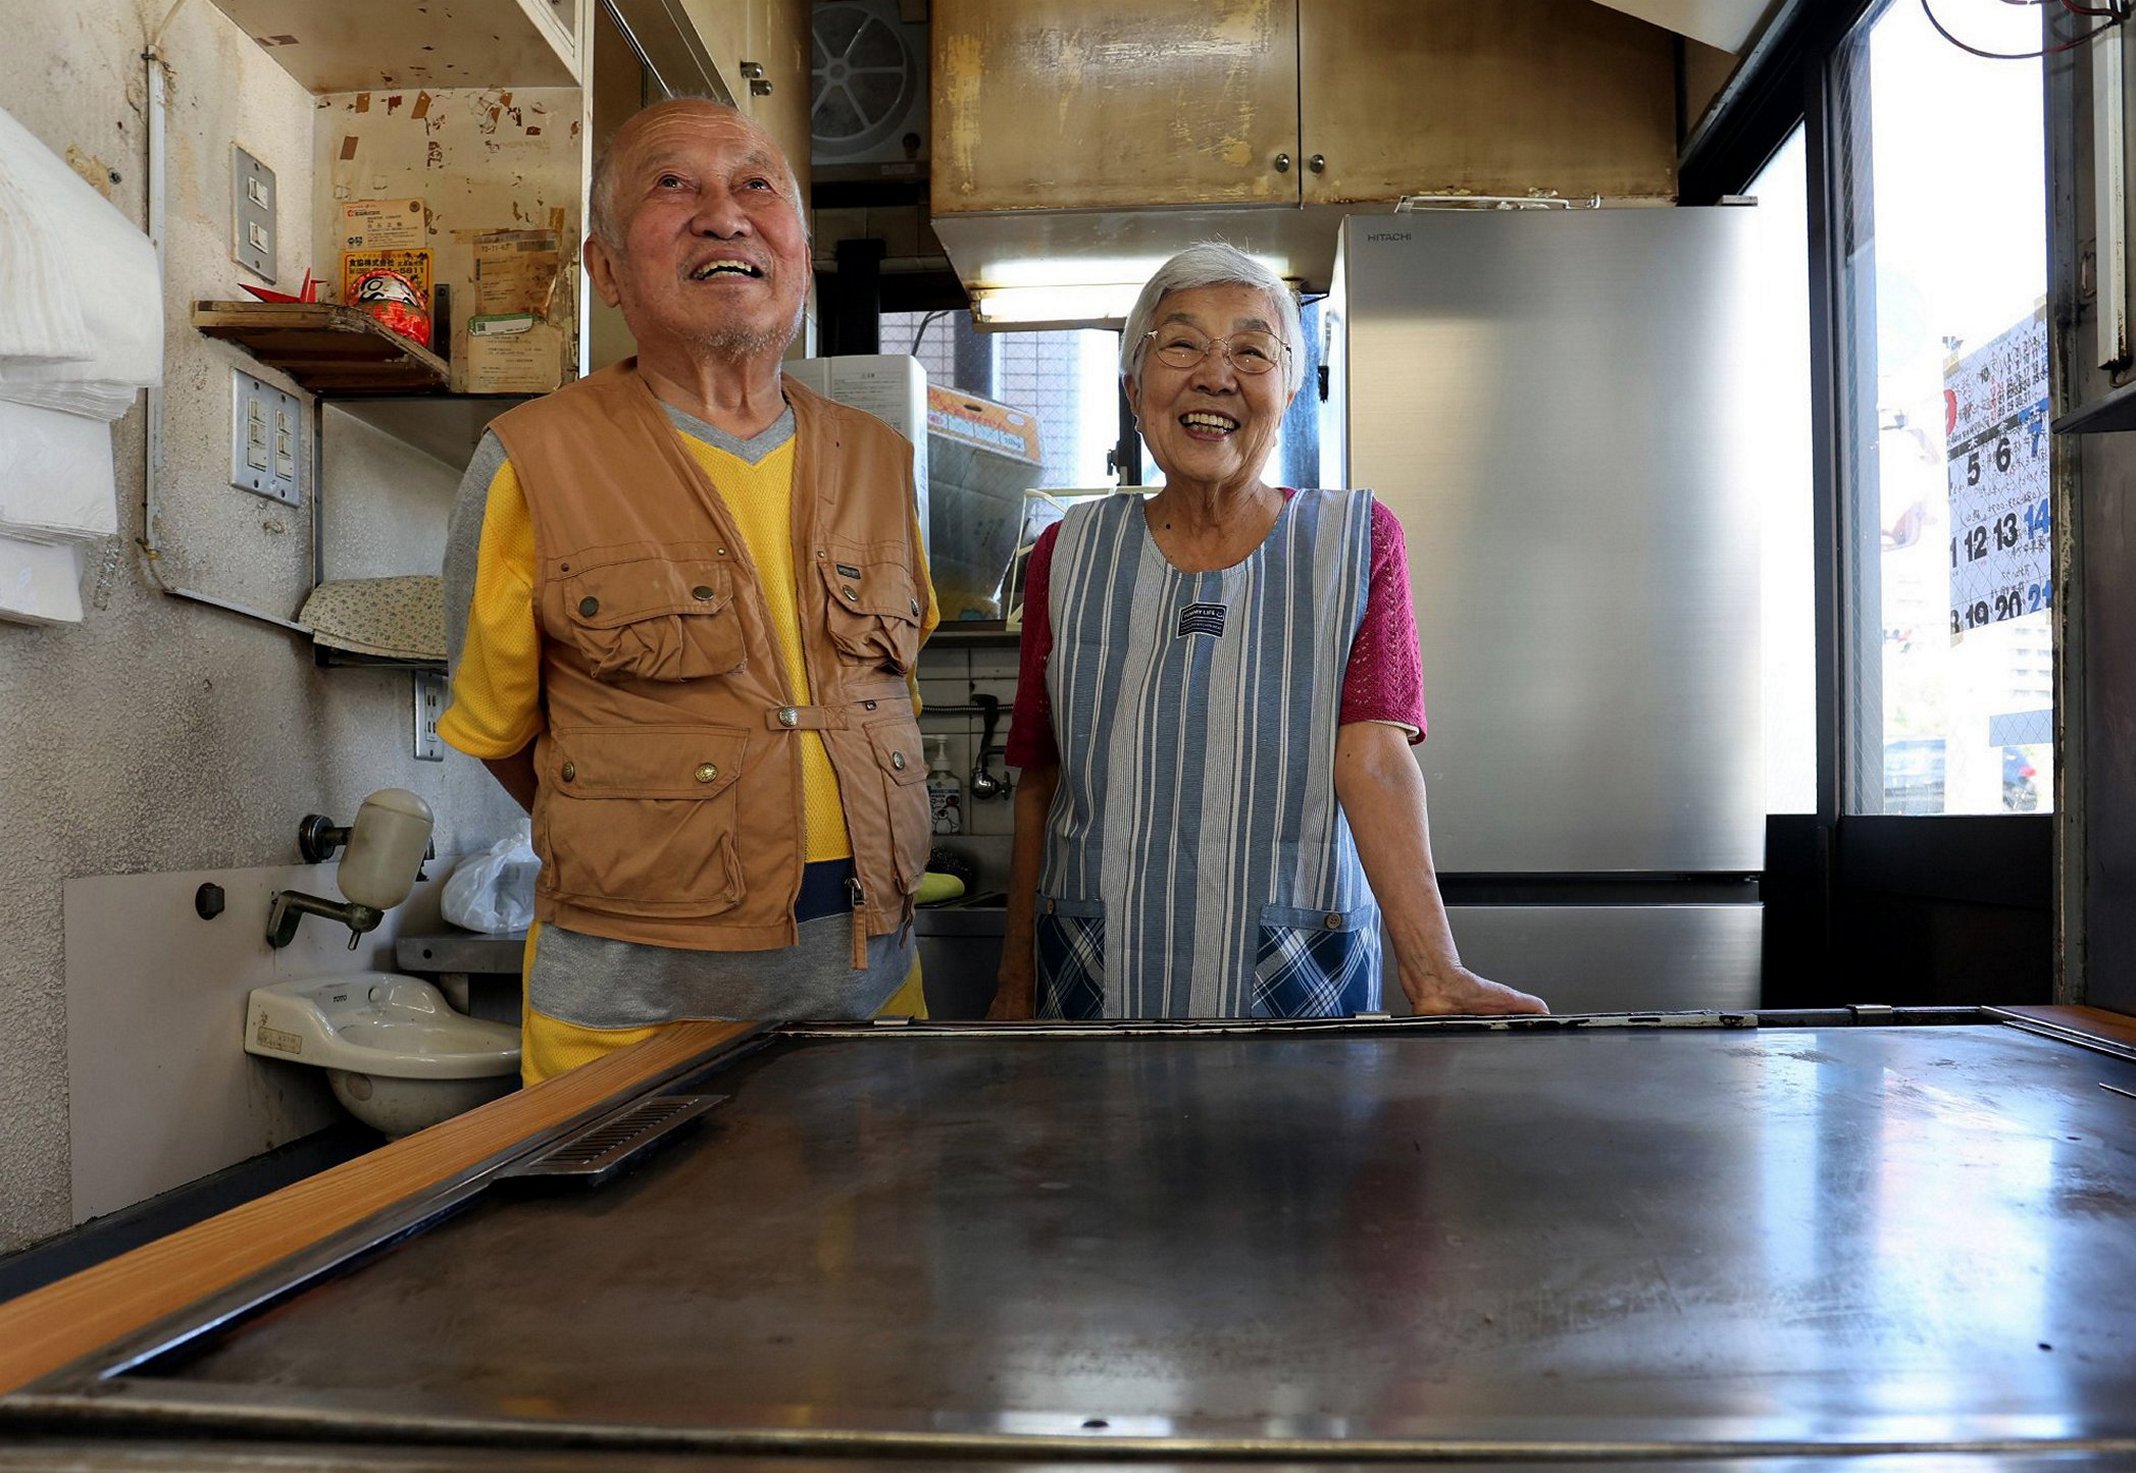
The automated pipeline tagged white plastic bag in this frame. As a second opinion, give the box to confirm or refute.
[441,822,540,934]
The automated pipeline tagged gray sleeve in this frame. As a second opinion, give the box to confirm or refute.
[442,429,512,674]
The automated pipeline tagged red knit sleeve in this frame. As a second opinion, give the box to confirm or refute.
[1003,522,1061,769]
[1339,499,1427,742]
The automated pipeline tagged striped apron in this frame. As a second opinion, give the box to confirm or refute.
[1035,490,1382,1019]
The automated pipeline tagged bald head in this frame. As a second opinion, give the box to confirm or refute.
[588,98,807,251]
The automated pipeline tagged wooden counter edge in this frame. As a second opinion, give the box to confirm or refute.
[0,1020,757,1396]
[1998,1004,2136,1050]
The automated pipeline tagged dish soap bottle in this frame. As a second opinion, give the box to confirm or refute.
[925,734,962,835]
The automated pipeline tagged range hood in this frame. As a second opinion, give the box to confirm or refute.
[931,203,1362,329]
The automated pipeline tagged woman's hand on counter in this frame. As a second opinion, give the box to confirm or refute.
[1398,963,1548,1017]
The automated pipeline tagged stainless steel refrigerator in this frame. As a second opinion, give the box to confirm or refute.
[1320,208,1767,1013]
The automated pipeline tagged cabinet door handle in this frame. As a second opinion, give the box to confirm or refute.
[1308,153,1326,174]
[1274,152,1292,173]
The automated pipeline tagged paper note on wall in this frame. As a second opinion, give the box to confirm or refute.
[338,199,427,252]
[1945,305,2050,642]
[472,229,561,317]
[466,322,563,394]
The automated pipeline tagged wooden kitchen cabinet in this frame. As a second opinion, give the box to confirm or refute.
[931,0,1676,216]
[1298,0,1676,205]
[673,0,813,176]
[931,0,1301,214]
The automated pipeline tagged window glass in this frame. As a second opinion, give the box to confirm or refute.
[1750,128,1817,815]
[1834,0,2053,815]
[882,310,1121,489]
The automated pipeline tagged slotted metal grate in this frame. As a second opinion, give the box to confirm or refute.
[499,1094,726,1186]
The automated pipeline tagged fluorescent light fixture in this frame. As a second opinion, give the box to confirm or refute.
[970,282,1145,328]
[970,250,1301,330]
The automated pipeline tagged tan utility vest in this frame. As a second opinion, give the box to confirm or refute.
[489,362,931,958]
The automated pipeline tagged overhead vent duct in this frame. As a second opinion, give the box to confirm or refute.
[811,0,930,180]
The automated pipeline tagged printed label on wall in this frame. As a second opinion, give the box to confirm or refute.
[1945,305,2051,642]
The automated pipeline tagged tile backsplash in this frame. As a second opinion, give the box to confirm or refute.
[915,640,1022,893]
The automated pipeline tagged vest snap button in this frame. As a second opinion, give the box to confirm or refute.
[692,585,715,601]
[695,763,718,784]
[1324,913,1342,930]
[778,707,800,728]
[909,597,920,616]
[842,585,859,602]
[578,596,599,617]
[560,761,577,782]
[891,750,906,771]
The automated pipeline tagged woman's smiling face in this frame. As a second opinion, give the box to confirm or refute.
[1127,282,1297,498]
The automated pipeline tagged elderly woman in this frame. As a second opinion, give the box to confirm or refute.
[989,243,1548,1021]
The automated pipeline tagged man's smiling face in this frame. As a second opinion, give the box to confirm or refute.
[585,102,810,366]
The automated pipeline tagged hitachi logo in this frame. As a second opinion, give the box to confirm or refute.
[1365,231,1412,242]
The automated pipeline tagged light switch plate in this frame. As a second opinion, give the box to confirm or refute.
[231,144,276,282]
[230,369,301,505]
[413,672,447,762]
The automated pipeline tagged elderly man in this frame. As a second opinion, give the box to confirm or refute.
[441,99,938,1084]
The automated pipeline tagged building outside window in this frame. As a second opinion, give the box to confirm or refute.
[1834,0,2054,815]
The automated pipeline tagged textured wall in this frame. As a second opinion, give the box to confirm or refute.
[0,0,523,1253]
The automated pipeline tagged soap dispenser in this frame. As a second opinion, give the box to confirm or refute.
[924,734,962,835]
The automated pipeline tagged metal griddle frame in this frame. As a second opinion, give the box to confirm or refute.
[6,1005,2134,1465]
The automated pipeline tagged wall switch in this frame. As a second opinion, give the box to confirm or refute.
[230,370,301,505]
[413,672,447,762]
[231,144,276,282]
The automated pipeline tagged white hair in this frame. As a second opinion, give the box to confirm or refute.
[1118,241,1304,398]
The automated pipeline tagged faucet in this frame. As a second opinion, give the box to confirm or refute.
[970,692,1009,801]
[266,789,434,950]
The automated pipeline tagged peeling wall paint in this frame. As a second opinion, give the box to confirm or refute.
[317,82,581,387]
[0,0,523,1253]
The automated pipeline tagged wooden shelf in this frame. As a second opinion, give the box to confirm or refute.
[204,0,579,92]
[193,301,449,395]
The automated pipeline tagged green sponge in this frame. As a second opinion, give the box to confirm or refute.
[916,871,966,906]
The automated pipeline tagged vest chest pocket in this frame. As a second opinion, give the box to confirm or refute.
[558,558,746,683]
[819,555,923,674]
[538,724,749,918]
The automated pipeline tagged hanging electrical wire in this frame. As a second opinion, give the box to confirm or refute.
[909,309,952,356]
[1921,0,2127,57]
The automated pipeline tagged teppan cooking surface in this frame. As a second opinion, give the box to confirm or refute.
[11,1015,2136,1464]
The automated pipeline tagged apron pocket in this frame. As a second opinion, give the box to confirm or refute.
[1252,903,1380,1018]
[1035,895,1106,1020]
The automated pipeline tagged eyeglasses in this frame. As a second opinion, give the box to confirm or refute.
[1143,325,1289,376]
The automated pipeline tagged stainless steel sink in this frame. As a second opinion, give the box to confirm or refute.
[914,893,1005,1018]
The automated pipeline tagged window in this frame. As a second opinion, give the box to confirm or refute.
[1752,128,1817,815]
[1833,0,2054,815]
[882,309,1121,489]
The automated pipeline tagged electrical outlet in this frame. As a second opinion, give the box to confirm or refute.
[231,144,276,282]
[230,370,302,505]
[413,672,447,762]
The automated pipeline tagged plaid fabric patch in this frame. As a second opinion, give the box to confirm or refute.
[1252,916,1377,1019]
[1035,907,1106,1019]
